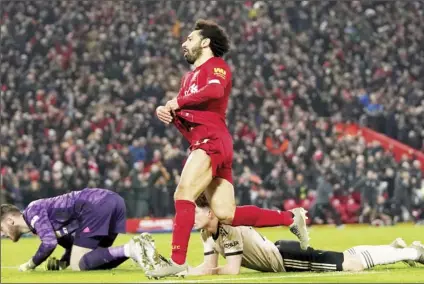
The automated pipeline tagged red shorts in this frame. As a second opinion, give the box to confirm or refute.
[189,128,233,184]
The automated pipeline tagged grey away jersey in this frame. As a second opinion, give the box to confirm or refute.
[200,224,285,272]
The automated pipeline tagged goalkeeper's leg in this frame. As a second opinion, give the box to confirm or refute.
[71,234,129,271]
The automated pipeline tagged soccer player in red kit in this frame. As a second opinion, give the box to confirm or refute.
[148,19,309,278]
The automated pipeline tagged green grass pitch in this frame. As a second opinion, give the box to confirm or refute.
[1,223,423,283]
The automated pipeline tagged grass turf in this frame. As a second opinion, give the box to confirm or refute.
[1,223,423,283]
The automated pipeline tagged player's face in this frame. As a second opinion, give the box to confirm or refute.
[194,207,210,229]
[0,217,22,242]
[181,31,203,64]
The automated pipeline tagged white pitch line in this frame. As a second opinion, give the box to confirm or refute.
[146,270,386,283]
[0,267,387,282]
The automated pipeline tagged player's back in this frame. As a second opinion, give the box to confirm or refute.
[226,225,285,273]
[24,188,115,230]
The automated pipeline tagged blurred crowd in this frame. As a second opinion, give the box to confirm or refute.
[1,1,423,224]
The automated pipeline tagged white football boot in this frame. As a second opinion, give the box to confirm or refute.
[289,208,310,250]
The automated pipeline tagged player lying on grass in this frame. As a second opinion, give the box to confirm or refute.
[0,188,153,272]
[139,195,423,278]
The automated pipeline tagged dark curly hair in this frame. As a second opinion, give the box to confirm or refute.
[194,19,230,57]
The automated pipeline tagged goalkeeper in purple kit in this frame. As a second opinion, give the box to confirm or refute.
[1,188,154,272]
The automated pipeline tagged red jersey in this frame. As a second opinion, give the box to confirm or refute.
[174,57,232,144]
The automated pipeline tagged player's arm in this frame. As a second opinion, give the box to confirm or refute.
[211,253,242,275]
[59,237,73,268]
[176,65,230,108]
[45,246,71,271]
[185,233,219,276]
[177,82,224,107]
[211,226,244,275]
[186,252,219,275]
[21,209,58,271]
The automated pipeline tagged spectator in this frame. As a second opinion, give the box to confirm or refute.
[309,172,343,227]
[148,162,171,217]
[130,163,150,218]
[358,169,380,224]
[0,1,422,224]
[392,171,413,223]
[129,138,147,166]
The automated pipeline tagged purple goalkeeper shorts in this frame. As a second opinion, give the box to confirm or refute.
[74,193,126,249]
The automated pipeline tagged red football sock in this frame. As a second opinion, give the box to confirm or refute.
[231,205,294,227]
[171,200,196,265]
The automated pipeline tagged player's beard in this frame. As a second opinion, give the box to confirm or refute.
[184,43,202,65]
[9,226,22,242]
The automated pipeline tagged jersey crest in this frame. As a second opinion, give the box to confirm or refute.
[184,84,198,96]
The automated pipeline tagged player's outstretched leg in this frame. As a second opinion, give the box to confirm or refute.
[146,149,213,279]
[343,241,422,271]
[205,178,310,250]
[275,240,345,272]
[345,237,416,267]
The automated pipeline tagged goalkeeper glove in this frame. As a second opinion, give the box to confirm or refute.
[44,257,68,271]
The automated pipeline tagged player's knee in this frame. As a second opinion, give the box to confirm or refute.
[174,183,196,201]
[76,255,90,271]
[212,204,235,224]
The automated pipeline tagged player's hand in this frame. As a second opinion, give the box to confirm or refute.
[156,105,173,124]
[44,257,68,271]
[165,98,180,113]
[19,259,36,272]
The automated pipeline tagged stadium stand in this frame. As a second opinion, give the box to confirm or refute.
[1,1,423,225]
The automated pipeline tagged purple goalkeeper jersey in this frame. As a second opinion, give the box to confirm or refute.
[22,188,115,266]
